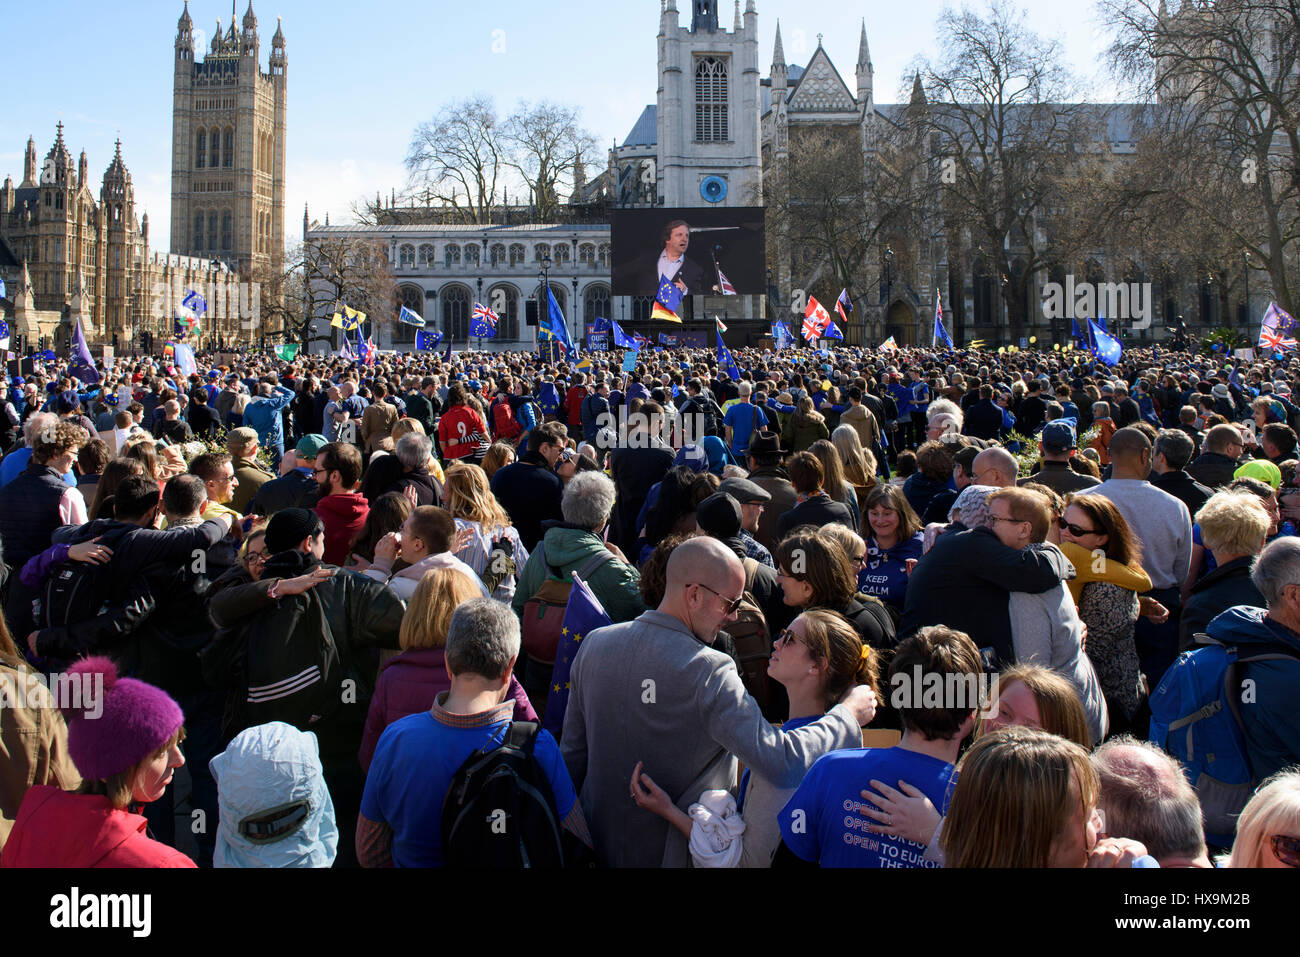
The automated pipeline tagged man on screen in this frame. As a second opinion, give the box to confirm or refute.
[655,220,705,295]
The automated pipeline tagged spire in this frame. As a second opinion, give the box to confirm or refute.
[78,150,88,189]
[22,136,37,188]
[773,19,785,67]
[244,0,257,28]
[734,0,741,30]
[178,0,192,29]
[691,0,717,33]
[54,121,66,152]
[857,20,872,73]
[272,14,285,46]
[213,19,222,51]
[909,72,927,109]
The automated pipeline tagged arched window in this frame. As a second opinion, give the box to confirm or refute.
[444,244,461,268]
[208,211,219,250]
[418,244,434,267]
[210,126,221,169]
[196,130,206,169]
[695,57,729,143]
[535,244,551,263]
[632,296,654,323]
[547,283,567,316]
[579,243,596,266]
[194,212,205,250]
[221,211,232,252]
[223,128,234,169]
[553,244,570,265]
[490,243,506,266]
[442,284,471,342]
[584,284,611,325]
[487,285,520,340]
[465,244,480,267]
[598,243,611,268]
[509,243,526,266]
[399,244,415,268]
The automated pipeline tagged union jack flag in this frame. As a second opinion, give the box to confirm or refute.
[802,295,831,341]
[1260,326,1296,351]
[473,302,499,328]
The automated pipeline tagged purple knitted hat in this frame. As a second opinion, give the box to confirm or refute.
[60,657,184,781]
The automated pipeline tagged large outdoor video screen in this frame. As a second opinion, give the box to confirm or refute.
[611,207,766,297]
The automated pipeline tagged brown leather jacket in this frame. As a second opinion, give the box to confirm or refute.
[0,654,81,854]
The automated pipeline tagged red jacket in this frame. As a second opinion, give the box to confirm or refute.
[566,386,586,427]
[314,492,370,567]
[2,786,195,868]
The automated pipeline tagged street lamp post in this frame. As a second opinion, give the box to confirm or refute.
[539,255,552,364]
[1244,252,1251,329]
[572,276,580,349]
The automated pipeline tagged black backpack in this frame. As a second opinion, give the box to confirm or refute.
[440,721,566,869]
[38,525,137,631]
[243,590,346,730]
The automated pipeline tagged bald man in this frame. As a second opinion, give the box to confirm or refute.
[971,447,1018,488]
[561,537,878,867]
[1092,737,1211,868]
[1095,427,1192,685]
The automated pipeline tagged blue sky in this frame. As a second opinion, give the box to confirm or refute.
[4,0,1121,252]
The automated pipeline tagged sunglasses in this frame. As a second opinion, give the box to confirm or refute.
[774,628,805,652]
[688,582,744,615]
[1057,517,1100,537]
[1272,834,1300,868]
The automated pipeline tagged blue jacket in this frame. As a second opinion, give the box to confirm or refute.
[242,385,294,449]
[1205,606,1300,782]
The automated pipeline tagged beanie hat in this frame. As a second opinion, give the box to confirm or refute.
[266,507,321,555]
[1234,459,1282,491]
[61,657,184,781]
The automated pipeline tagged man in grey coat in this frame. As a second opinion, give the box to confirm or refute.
[560,537,878,867]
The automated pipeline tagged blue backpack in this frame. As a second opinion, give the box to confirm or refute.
[1149,631,1300,846]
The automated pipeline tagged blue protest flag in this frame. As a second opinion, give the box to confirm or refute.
[545,289,576,354]
[415,329,443,351]
[70,318,100,384]
[538,381,561,416]
[932,295,954,348]
[0,319,9,350]
[470,316,497,339]
[822,320,845,342]
[172,341,198,378]
[543,572,613,738]
[656,274,685,315]
[182,288,208,319]
[610,319,637,349]
[717,328,741,381]
[398,305,426,328]
[590,316,612,334]
[1088,318,1122,366]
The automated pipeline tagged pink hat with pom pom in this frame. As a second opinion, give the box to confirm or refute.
[61,657,184,781]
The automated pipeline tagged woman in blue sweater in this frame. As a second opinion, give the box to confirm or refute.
[860,484,925,616]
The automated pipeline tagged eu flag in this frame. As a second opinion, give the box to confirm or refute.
[653,274,684,322]
[717,328,741,382]
[590,316,612,334]
[1088,318,1122,366]
[415,329,443,351]
[545,289,576,353]
[70,318,100,385]
[611,319,637,349]
[542,572,613,737]
[822,320,845,341]
[470,315,497,339]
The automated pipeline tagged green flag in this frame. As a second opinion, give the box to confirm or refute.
[274,343,300,361]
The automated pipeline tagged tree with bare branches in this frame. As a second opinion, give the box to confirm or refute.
[502,101,599,223]
[405,95,505,225]
[1102,0,1300,315]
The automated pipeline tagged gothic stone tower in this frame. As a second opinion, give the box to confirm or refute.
[657,0,762,208]
[170,2,286,282]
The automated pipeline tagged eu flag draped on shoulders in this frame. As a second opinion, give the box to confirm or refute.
[542,571,613,737]
[415,328,443,351]
[933,294,954,349]
[1087,318,1122,366]
[652,274,684,323]
[70,318,101,384]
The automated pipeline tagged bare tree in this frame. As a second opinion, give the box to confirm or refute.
[502,101,598,223]
[915,0,1099,342]
[1103,0,1300,315]
[405,95,505,225]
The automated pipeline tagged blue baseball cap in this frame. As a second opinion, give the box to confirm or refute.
[1040,420,1076,452]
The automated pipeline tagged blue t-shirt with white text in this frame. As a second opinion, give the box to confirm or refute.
[779,747,958,868]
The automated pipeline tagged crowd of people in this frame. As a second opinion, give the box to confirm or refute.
[0,336,1297,870]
